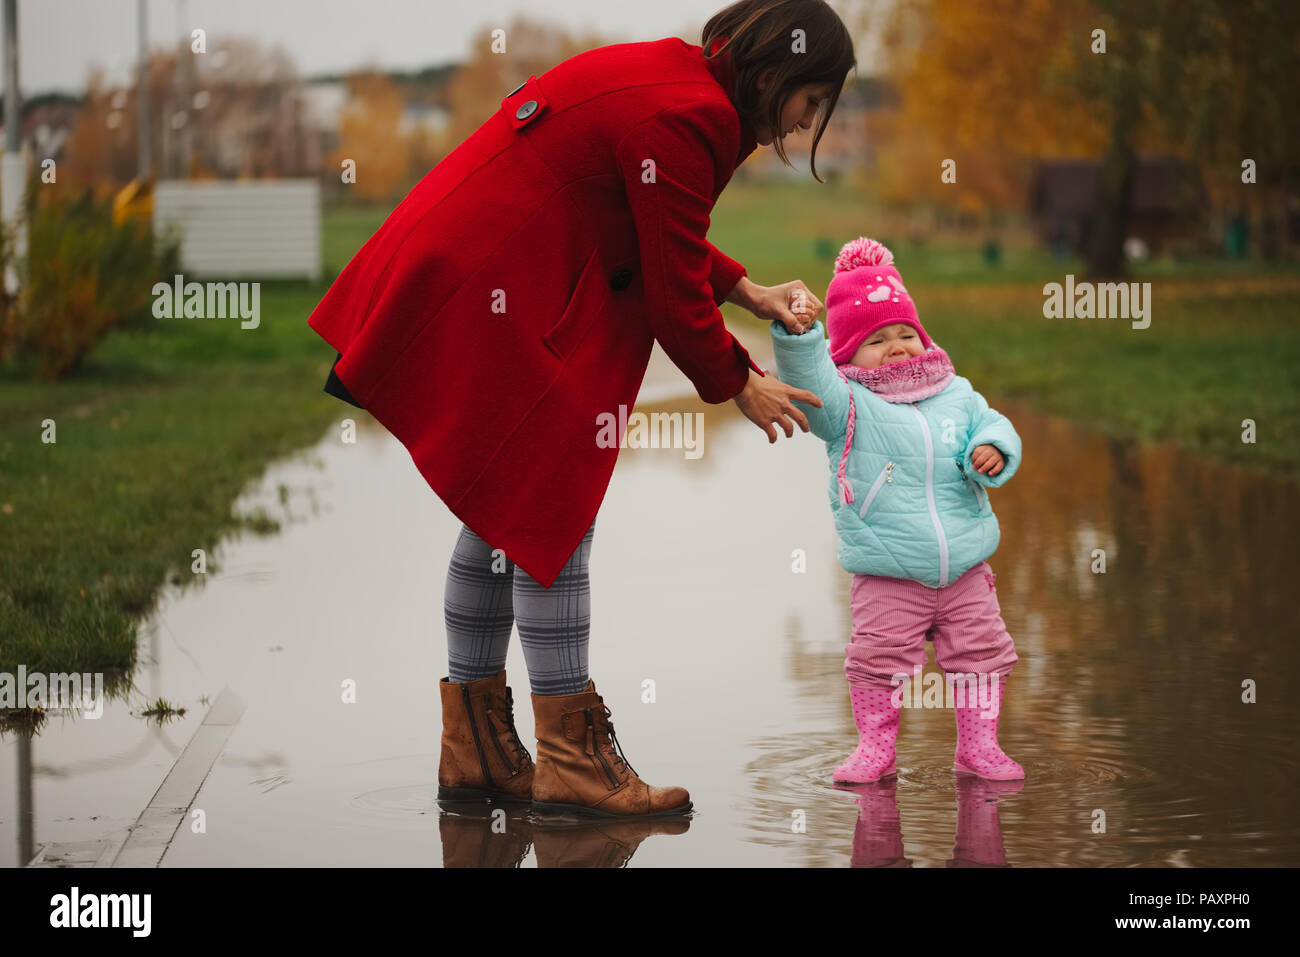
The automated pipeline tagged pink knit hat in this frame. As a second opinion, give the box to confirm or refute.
[826,238,930,364]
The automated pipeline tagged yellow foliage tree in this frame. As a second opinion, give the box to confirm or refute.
[440,16,599,153]
[848,0,1300,273]
[865,0,1112,217]
[330,70,416,202]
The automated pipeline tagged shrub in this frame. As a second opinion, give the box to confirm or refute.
[0,175,179,379]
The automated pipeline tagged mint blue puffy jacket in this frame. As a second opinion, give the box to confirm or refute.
[770,320,1021,587]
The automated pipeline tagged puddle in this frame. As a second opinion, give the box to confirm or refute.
[5,336,1298,867]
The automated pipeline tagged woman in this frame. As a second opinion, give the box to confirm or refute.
[307,0,856,818]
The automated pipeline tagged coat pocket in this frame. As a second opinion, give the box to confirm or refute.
[968,479,986,513]
[858,461,895,520]
[543,246,610,360]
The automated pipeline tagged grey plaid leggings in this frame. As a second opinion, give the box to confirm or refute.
[443,521,594,696]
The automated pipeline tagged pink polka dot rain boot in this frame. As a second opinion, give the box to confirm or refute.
[952,673,1024,781]
[833,685,901,784]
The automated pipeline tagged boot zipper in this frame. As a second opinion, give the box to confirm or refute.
[482,693,518,774]
[858,461,895,520]
[461,686,496,788]
[585,707,620,789]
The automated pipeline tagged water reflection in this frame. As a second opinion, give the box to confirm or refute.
[835,776,1022,868]
[434,804,691,868]
[438,805,532,868]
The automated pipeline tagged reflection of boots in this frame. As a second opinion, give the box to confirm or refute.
[438,807,532,868]
[438,671,534,804]
[833,685,901,784]
[532,818,690,868]
[530,680,691,819]
[947,774,1023,867]
[952,673,1024,781]
[845,778,912,868]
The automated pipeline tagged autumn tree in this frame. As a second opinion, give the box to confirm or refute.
[60,38,311,190]
[329,69,416,202]
[852,0,1299,275]
[440,16,601,152]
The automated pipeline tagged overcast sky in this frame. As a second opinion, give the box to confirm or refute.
[10,0,872,98]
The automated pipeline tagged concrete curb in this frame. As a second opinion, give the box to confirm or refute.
[109,685,245,867]
[26,685,246,868]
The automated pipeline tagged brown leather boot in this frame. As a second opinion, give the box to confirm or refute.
[438,671,534,805]
[530,679,692,819]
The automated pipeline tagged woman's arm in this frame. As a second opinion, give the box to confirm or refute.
[706,239,748,306]
[615,101,759,403]
[615,101,824,440]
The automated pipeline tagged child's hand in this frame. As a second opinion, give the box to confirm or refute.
[971,444,1005,476]
[783,284,822,334]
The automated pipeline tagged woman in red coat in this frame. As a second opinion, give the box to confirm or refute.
[308,0,855,819]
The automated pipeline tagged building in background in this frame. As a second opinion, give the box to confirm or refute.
[1029,157,1209,258]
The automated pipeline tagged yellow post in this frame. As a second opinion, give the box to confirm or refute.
[112,177,154,227]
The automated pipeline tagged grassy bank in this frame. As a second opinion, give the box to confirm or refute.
[1,182,1297,684]
[0,279,341,683]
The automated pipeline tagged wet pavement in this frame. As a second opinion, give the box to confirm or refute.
[4,326,1298,867]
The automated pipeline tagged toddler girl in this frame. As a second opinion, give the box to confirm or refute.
[770,238,1025,783]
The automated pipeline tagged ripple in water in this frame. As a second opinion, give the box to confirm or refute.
[350,784,439,825]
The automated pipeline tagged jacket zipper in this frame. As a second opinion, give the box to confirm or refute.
[970,480,986,511]
[461,686,496,787]
[907,405,950,586]
[586,707,620,788]
[858,461,895,520]
[482,692,517,774]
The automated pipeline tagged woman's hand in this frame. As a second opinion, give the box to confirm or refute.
[727,277,825,334]
[759,281,825,334]
[733,368,824,444]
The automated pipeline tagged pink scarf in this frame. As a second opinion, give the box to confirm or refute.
[832,346,956,506]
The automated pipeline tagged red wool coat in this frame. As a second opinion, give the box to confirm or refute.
[307,35,765,587]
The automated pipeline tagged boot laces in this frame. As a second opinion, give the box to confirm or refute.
[594,697,638,779]
[495,687,532,767]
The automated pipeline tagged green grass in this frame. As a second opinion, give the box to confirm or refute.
[0,182,1296,684]
[714,177,1300,285]
[0,277,344,686]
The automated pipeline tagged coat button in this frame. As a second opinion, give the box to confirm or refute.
[610,267,634,291]
[516,99,538,120]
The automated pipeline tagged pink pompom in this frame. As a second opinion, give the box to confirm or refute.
[834,237,894,274]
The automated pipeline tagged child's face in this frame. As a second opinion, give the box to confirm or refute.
[851,323,925,369]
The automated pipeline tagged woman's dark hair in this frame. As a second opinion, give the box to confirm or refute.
[702,0,856,183]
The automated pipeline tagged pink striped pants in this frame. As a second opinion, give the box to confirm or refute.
[844,561,1019,690]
